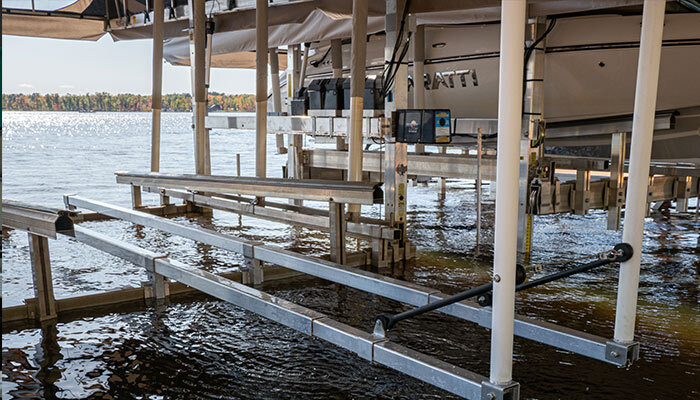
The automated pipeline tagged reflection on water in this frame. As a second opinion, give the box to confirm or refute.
[2,112,699,399]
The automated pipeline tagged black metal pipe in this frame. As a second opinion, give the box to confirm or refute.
[376,264,526,331]
[478,243,633,306]
[376,243,633,332]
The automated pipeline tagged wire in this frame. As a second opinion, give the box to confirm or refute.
[522,18,557,107]
[380,0,413,99]
[310,46,331,68]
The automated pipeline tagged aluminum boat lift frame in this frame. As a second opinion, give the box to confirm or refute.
[2,0,689,398]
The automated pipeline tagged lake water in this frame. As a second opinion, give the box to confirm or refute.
[2,111,699,399]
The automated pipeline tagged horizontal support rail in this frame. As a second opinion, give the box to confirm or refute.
[139,187,398,241]
[116,171,383,205]
[66,196,254,257]
[307,150,498,181]
[63,224,486,398]
[2,200,75,239]
[65,197,634,366]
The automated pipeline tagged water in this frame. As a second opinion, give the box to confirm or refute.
[2,111,699,399]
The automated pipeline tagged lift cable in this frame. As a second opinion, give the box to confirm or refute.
[374,243,633,334]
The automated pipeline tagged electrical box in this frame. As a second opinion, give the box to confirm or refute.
[394,109,451,144]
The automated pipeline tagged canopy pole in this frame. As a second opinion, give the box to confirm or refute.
[331,39,347,151]
[190,0,209,175]
[151,0,164,173]
[347,0,368,219]
[255,0,268,197]
[412,21,425,154]
[489,0,526,386]
[270,47,286,153]
[300,44,310,87]
[613,0,666,344]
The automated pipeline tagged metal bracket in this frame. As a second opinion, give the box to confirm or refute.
[481,380,520,400]
[605,340,640,367]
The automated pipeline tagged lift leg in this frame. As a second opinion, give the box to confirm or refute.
[613,0,665,345]
[486,0,525,395]
[28,233,57,321]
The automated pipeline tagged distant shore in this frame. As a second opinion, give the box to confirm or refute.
[2,93,255,112]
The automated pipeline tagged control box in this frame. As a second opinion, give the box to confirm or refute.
[395,109,451,144]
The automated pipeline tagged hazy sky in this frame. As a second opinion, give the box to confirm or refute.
[2,34,258,95]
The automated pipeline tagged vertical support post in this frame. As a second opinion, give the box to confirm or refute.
[476,128,483,247]
[488,0,525,389]
[329,201,347,264]
[189,0,209,175]
[614,0,665,344]
[236,153,241,176]
[255,0,268,207]
[608,132,627,230]
[412,21,426,154]
[28,233,57,321]
[438,146,447,201]
[287,45,304,205]
[331,39,347,151]
[151,0,164,174]
[574,162,591,215]
[300,44,310,88]
[348,0,369,219]
[131,185,143,209]
[516,17,547,256]
[270,47,286,153]
[676,176,691,212]
[242,258,263,286]
[383,0,409,235]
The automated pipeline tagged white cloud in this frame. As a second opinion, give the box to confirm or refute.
[18,83,34,88]
[59,84,74,89]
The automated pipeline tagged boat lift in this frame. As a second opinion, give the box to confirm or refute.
[2,0,697,398]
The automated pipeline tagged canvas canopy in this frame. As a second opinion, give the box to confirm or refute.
[5,0,695,68]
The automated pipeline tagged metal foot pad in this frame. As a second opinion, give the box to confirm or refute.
[481,380,520,400]
[605,340,640,367]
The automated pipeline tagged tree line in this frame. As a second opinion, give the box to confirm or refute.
[2,92,256,112]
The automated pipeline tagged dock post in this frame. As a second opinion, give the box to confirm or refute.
[331,39,346,151]
[613,0,665,345]
[28,233,57,321]
[270,47,286,154]
[485,0,525,395]
[574,161,591,215]
[329,202,347,264]
[347,0,368,220]
[190,0,210,176]
[412,21,425,155]
[255,0,268,206]
[607,132,627,230]
[516,16,548,258]
[151,0,164,176]
[675,176,691,213]
[131,185,143,209]
[437,146,447,201]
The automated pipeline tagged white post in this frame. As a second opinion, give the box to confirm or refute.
[347,0,368,217]
[151,0,164,173]
[489,0,526,386]
[255,0,268,185]
[613,0,665,344]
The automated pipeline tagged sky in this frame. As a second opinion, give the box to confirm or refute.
[2,34,258,95]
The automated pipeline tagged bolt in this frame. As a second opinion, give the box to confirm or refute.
[487,393,496,400]
[494,274,501,283]
[610,351,620,358]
